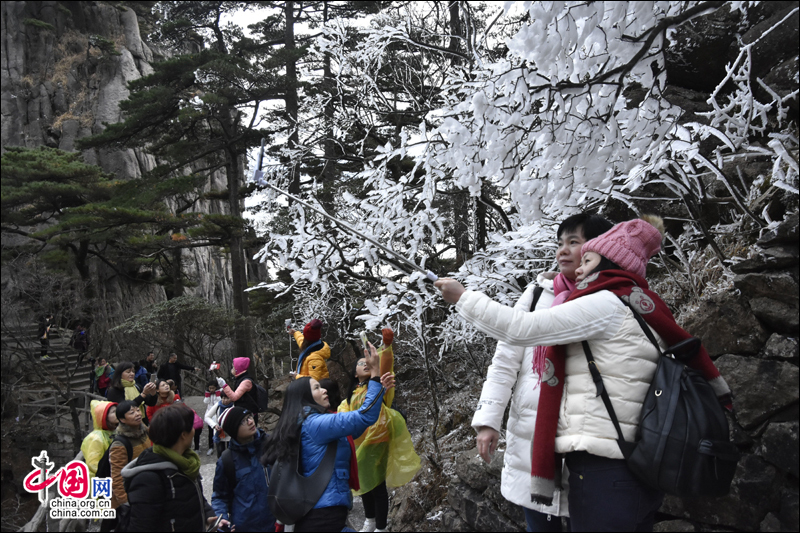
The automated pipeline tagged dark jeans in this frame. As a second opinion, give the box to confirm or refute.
[523,507,567,532]
[361,481,388,529]
[193,426,202,450]
[40,338,49,357]
[208,426,214,449]
[294,505,348,532]
[566,451,663,532]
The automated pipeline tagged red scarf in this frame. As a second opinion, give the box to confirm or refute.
[532,274,576,384]
[529,270,732,504]
[328,409,360,491]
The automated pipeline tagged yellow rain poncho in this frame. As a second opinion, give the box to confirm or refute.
[338,342,420,495]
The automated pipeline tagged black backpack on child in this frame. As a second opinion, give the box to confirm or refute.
[95,434,132,479]
[581,299,739,498]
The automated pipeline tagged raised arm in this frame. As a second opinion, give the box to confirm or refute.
[455,289,624,347]
[379,328,395,407]
[304,380,386,443]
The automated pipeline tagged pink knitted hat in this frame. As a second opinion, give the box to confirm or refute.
[233,357,250,376]
[581,218,663,278]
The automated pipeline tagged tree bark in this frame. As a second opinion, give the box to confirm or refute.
[322,0,335,184]
[285,1,301,195]
[225,148,252,362]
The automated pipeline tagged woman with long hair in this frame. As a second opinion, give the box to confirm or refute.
[262,343,395,532]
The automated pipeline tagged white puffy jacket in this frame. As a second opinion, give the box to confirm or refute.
[459,287,665,460]
[471,273,569,515]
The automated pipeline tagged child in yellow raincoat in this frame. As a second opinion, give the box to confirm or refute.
[339,328,420,532]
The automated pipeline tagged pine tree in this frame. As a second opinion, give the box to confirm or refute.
[78,1,288,361]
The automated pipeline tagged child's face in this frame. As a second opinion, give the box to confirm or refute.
[221,396,232,405]
[575,252,602,282]
[208,385,217,393]
[355,358,370,380]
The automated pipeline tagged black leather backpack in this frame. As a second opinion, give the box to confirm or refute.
[581,299,739,497]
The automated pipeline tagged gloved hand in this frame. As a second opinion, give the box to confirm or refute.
[381,327,394,347]
[216,377,227,389]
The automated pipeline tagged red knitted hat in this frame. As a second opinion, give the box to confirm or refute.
[303,319,323,343]
[581,218,663,278]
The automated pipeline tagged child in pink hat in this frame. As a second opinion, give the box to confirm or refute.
[576,215,665,281]
[216,357,261,424]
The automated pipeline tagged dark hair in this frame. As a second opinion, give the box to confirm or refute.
[345,357,367,407]
[319,378,341,411]
[592,256,622,274]
[261,377,325,464]
[220,390,228,399]
[149,404,194,447]
[207,378,219,389]
[110,362,135,390]
[557,213,614,241]
[116,400,138,423]
[155,379,170,394]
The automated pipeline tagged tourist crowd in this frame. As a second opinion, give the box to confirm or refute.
[71,212,731,532]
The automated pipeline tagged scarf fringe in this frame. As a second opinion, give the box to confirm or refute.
[530,475,555,506]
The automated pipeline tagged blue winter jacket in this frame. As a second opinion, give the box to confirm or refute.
[211,429,275,532]
[301,379,385,510]
[134,366,149,390]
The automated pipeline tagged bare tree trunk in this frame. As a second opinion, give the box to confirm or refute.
[285,1,301,195]
[321,0,335,185]
[225,149,252,362]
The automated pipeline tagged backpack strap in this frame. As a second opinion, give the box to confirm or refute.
[529,286,545,312]
[580,297,666,459]
[221,449,236,500]
[618,298,664,357]
[109,434,133,463]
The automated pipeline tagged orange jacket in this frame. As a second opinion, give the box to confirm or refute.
[292,331,331,381]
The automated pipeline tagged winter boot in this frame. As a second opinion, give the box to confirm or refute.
[360,518,376,532]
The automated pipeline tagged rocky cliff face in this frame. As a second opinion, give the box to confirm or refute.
[1,1,235,354]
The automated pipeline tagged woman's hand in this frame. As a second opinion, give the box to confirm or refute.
[142,382,157,396]
[206,515,232,531]
[287,327,296,335]
[364,342,381,378]
[380,372,395,390]
[434,278,466,304]
[476,426,500,463]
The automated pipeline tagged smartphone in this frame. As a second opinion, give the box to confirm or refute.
[360,331,369,351]
[285,318,292,328]
[207,515,223,532]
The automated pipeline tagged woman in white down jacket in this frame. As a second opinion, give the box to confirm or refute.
[472,213,612,532]
[438,217,732,532]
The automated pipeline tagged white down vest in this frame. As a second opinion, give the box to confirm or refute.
[471,273,569,515]
[459,288,666,461]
